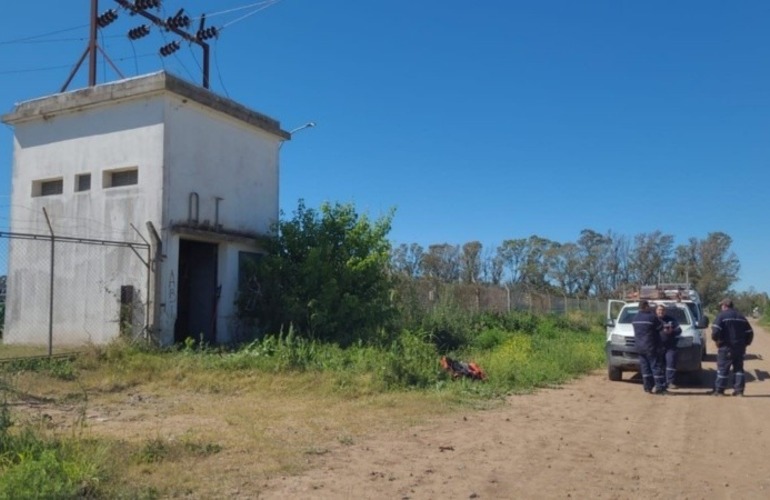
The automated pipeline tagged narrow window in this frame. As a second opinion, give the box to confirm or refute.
[32,178,64,197]
[76,173,91,192]
[103,167,138,188]
[41,180,63,196]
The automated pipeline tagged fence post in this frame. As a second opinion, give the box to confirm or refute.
[504,283,511,313]
[43,208,54,357]
[146,221,163,342]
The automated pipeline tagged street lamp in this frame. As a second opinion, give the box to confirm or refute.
[280,121,316,149]
[289,122,316,135]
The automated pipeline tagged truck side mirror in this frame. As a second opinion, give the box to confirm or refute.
[605,318,615,327]
[697,316,709,329]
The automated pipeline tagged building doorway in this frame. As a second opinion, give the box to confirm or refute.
[175,239,219,344]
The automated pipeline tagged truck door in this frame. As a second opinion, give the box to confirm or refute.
[606,300,626,338]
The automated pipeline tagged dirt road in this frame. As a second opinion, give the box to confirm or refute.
[259,321,770,499]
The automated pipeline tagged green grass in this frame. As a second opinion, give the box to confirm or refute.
[0,310,605,498]
[0,403,110,499]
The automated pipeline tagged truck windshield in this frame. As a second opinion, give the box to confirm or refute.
[665,307,690,325]
[618,306,690,325]
[619,307,639,323]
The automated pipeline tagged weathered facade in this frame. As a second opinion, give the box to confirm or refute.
[2,71,289,345]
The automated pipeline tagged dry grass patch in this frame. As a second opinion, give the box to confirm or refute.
[0,343,84,358]
[4,366,461,498]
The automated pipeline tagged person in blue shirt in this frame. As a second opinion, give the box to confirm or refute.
[633,300,666,394]
[711,298,753,396]
[656,304,682,390]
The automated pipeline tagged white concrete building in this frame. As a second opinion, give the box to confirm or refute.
[2,72,289,346]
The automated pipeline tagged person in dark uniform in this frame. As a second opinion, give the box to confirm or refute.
[656,304,682,389]
[711,298,754,396]
[633,300,666,394]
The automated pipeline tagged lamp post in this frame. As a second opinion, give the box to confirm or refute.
[280,121,316,149]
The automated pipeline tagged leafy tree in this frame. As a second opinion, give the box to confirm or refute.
[460,241,483,284]
[421,243,461,282]
[244,200,395,346]
[628,231,674,285]
[729,287,768,317]
[690,232,740,307]
[598,230,630,298]
[520,235,558,289]
[391,243,424,279]
[672,237,699,283]
[481,247,504,285]
[547,242,581,295]
[575,229,611,297]
[497,238,527,284]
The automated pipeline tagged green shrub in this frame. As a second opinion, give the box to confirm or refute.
[240,200,396,346]
[378,330,439,389]
[418,300,476,353]
[472,327,512,350]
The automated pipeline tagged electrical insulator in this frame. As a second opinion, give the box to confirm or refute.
[166,9,190,29]
[96,9,118,28]
[127,25,151,40]
[135,0,161,10]
[196,27,218,41]
[159,41,181,57]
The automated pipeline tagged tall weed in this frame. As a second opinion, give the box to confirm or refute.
[0,400,107,499]
[378,330,439,389]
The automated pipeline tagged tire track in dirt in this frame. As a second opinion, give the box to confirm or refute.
[257,320,770,499]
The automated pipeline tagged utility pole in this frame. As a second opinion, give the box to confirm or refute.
[62,0,124,92]
[61,0,218,92]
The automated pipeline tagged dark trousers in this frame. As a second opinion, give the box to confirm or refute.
[639,352,665,392]
[663,347,677,386]
[715,345,746,393]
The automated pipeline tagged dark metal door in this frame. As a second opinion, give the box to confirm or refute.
[175,239,218,344]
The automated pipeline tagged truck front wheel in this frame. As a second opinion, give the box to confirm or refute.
[608,366,622,381]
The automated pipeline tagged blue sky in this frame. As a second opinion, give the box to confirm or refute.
[1,1,768,292]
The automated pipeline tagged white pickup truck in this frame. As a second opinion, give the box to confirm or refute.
[605,285,709,382]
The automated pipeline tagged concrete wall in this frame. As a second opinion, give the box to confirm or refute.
[5,98,162,345]
[163,96,279,233]
[153,95,280,345]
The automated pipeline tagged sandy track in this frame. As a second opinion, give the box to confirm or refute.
[259,321,770,499]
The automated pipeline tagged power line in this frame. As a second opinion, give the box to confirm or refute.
[205,0,283,19]
[0,25,87,45]
[221,0,284,30]
[0,53,157,76]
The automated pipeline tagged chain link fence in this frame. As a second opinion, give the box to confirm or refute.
[0,231,150,359]
[395,280,605,316]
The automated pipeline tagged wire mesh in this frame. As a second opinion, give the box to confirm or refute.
[0,232,150,358]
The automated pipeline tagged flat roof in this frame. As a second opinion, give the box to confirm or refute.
[1,71,290,140]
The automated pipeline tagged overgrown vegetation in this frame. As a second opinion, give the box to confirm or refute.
[239,200,396,346]
[0,199,614,497]
[0,309,604,498]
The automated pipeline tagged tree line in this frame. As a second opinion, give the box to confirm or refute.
[241,202,764,346]
[391,229,745,307]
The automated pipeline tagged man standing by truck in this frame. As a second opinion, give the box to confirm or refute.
[656,304,682,389]
[711,298,754,396]
[633,300,667,394]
